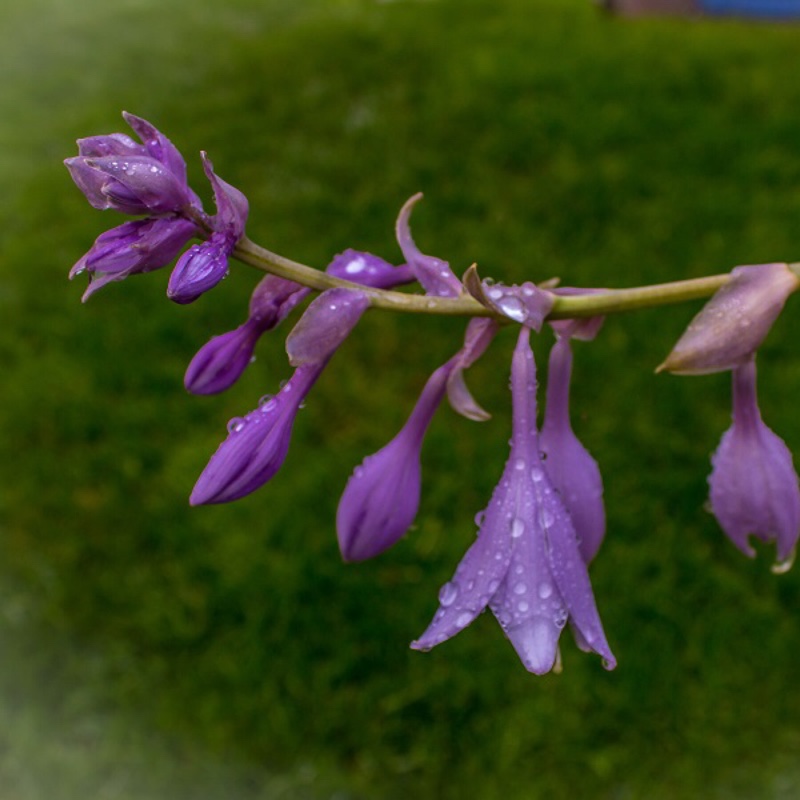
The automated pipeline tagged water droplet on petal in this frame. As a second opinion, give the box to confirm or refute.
[474,510,486,527]
[531,468,545,483]
[538,582,553,599]
[456,611,473,628]
[772,549,796,575]
[438,581,459,607]
[497,295,526,322]
[538,509,554,529]
[227,417,245,434]
[511,518,525,538]
[517,600,529,613]
[514,458,525,470]
[514,582,526,595]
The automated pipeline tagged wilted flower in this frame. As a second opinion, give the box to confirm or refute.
[708,358,800,570]
[411,327,615,674]
[659,263,800,375]
[191,288,369,505]
[70,216,199,301]
[167,153,249,304]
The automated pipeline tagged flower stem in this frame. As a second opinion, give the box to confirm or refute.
[233,236,800,321]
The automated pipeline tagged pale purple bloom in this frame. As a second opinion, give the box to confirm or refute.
[65,113,197,216]
[395,193,462,298]
[411,328,615,674]
[70,216,199,301]
[659,263,800,375]
[167,153,248,304]
[709,358,800,568]
[190,289,369,505]
[185,275,310,395]
[540,336,605,564]
[336,360,453,562]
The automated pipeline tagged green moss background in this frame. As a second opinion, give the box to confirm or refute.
[2,1,800,797]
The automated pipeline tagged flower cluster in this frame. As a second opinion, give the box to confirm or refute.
[67,115,800,675]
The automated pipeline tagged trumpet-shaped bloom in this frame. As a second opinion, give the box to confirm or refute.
[708,358,800,568]
[70,216,199,301]
[411,328,615,674]
[190,289,369,505]
[659,263,800,375]
[167,153,248,304]
[541,336,605,564]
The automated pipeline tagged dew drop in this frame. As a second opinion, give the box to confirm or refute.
[531,468,545,483]
[227,417,245,434]
[772,549,796,575]
[538,509,554,529]
[538,582,553,599]
[488,579,500,593]
[456,611,472,628]
[438,581,459,607]
[488,287,504,301]
[497,295,526,322]
[514,458,525,470]
[553,607,568,629]
[514,582,526,596]
[517,600,529,613]
[510,518,525,538]
[474,510,486,527]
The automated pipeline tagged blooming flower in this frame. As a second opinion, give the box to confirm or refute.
[708,358,800,570]
[411,327,615,674]
[658,263,800,375]
[167,153,249,304]
[190,288,369,505]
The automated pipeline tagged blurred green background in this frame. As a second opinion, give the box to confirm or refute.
[3,0,800,797]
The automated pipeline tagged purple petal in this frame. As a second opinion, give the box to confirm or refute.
[659,263,800,375]
[285,288,370,367]
[709,359,800,567]
[123,111,188,184]
[478,281,556,330]
[167,232,232,304]
[202,152,248,238]
[548,287,606,342]
[395,193,462,298]
[326,249,415,289]
[76,132,147,158]
[190,364,322,505]
[540,337,605,563]
[446,318,499,421]
[249,275,311,325]
[337,359,454,561]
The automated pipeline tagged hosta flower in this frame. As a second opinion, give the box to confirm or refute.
[411,327,615,674]
[70,216,199,301]
[336,316,498,562]
[659,263,800,375]
[167,153,249,304]
[65,112,198,216]
[708,358,800,569]
[191,288,369,504]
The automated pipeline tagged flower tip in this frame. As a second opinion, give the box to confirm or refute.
[771,548,796,575]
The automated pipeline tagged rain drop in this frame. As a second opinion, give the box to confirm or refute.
[456,611,472,628]
[438,581,459,607]
[510,518,525,538]
[497,295,526,322]
[538,582,553,599]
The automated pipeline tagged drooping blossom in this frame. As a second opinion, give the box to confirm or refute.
[190,288,369,505]
[541,294,606,564]
[167,153,249,304]
[336,316,498,562]
[411,327,615,674]
[658,263,800,375]
[708,358,800,570]
[395,193,463,298]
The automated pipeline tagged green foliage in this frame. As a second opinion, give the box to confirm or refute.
[3,0,800,797]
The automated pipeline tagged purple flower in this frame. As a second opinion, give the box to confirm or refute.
[541,336,605,565]
[167,153,248,303]
[708,358,800,570]
[65,112,197,216]
[190,289,369,505]
[395,193,462,298]
[184,275,310,395]
[326,249,415,289]
[336,360,453,562]
[70,216,199,301]
[659,263,800,375]
[411,327,615,674]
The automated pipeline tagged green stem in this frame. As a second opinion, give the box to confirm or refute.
[233,236,800,321]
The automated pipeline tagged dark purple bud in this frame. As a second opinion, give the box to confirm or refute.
[709,359,800,570]
[337,360,453,562]
[540,337,605,564]
[190,364,322,505]
[326,249,415,289]
[184,318,264,395]
[167,232,233,304]
[412,328,615,674]
[286,288,370,367]
[70,216,198,301]
[659,263,800,375]
[395,193,462,298]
